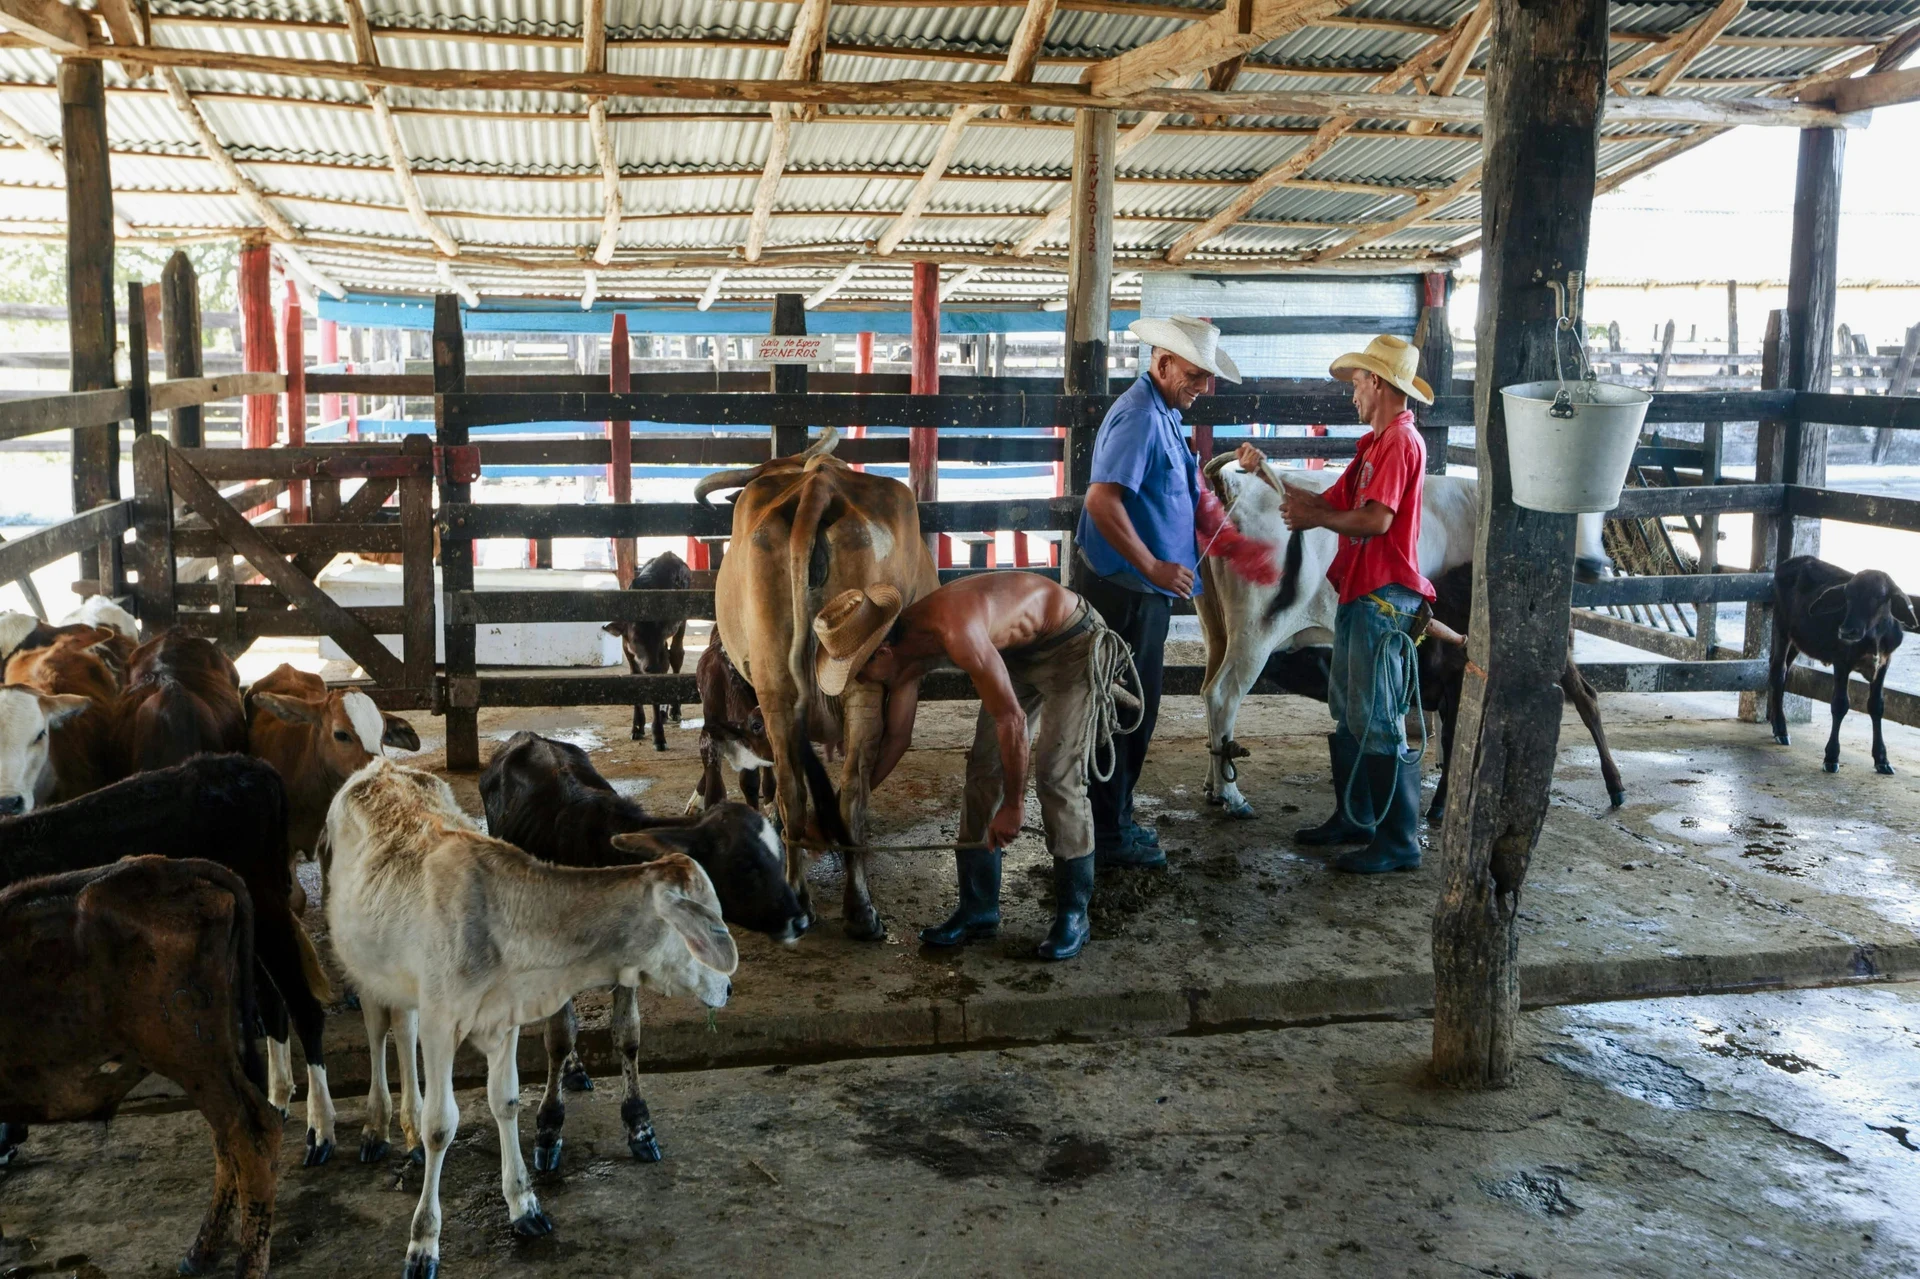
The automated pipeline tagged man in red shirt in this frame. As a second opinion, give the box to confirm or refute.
[1279,335,1437,873]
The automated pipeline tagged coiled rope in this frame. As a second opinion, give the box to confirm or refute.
[1340,592,1427,835]
[1085,625,1145,785]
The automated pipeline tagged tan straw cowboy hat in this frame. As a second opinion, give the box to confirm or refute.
[813,584,905,697]
[1329,333,1434,405]
[1127,314,1242,384]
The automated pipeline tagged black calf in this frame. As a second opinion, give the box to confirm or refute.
[603,550,692,750]
[1769,555,1917,774]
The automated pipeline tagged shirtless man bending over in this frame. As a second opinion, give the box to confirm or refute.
[812,572,1129,961]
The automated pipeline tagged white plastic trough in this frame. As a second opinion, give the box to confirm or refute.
[316,562,624,667]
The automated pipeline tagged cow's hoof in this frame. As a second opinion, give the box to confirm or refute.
[511,1208,555,1238]
[178,1249,214,1276]
[1426,804,1444,823]
[402,1251,439,1279]
[654,741,668,753]
[844,906,886,942]
[343,990,361,1012]
[1774,732,1792,746]
[1824,758,1840,774]
[531,1138,562,1173]
[409,1145,425,1166]
[629,1133,663,1162]
[1223,798,1255,820]
[1877,761,1896,776]
[272,1101,291,1121]
[561,1065,593,1093]
[1608,789,1626,808]
[303,1130,334,1166]
[631,727,644,742]
[359,1137,390,1164]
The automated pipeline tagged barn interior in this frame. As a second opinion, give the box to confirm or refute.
[4,0,1920,1274]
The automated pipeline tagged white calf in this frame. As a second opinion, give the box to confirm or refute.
[1196,460,1609,818]
[323,758,738,1279]
[0,686,89,816]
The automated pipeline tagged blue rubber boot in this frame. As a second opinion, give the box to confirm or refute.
[919,848,1002,947]
[1334,755,1422,874]
[1036,855,1094,961]
[1295,732,1373,846]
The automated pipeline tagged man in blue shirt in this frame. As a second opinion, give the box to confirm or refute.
[1075,315,1241,869]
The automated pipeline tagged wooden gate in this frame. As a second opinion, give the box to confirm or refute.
[128,434,447,708]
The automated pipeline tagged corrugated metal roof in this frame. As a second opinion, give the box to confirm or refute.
[0,0,1910,303]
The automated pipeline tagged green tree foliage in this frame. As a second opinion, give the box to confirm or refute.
[0,240,238,316]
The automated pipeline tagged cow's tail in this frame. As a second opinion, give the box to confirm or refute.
[799,719,853,848]
[213,863,269,1097]
[1260,528,1307,626]
[292,915,335,1006]
[785,468,837,695]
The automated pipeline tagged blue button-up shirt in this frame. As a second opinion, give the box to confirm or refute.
[1074,374,1202,598]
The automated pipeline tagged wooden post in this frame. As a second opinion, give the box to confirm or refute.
[1415,270,1453,473]
[847,329,872,473]
[1740,311,1800,723]
[1697,418,1722,657]
[239,241,279,450]
[61,59,118,590]
[399,434,435,696]
[283,280,307,522]
[1652,319,1676,391]
[1726,279,1740,374]
[909,265,944,563]
[126,281,151,440]
[1430,0,1607,1090]
[433,295,479,770]
[1873,323,1920,464]
[609,312,637,584]
[1063,106,1115,580]
[771,292,810,457]
[161,251,204,448]
[1780,124,1843,559]
[129,434,174,636]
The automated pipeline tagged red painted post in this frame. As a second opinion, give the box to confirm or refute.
[282,280,306,521]
[910,263,944,563]
[239,241,278,449]
[848,329,872,472]
[609,313,638,584]
[318,318,340,432]
[1307,422,1327,470]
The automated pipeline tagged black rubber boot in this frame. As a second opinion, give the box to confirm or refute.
[1295,732,1373,845]
[1334,754,1422,874]
[1036,855,1094,961]
[919,848,1002,947]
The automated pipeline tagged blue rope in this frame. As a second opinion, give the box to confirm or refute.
[1339,593,1427,834]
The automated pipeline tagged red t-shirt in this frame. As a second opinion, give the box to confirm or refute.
[1325,412,1435,604]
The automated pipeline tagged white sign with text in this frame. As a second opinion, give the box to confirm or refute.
[753,335,829,363]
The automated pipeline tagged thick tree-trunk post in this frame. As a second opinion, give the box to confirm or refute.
[771,292,810,457]
[1063,107,1116,578]
[126,282,151,440]
[1780,125,1843,562]
[433,295,479,770]
[910,264,944,562]
[161,251,204,448]
[129,435,175,637]
[1430,0,1608,1091]
[283,281,307,522]
[1740,311,1802,723]
[62,59,118,590]
[239,241,279,450]
[1415,270,1454,473]
[608,312,637,584]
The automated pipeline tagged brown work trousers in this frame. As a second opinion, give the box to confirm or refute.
[958,610,1105,864]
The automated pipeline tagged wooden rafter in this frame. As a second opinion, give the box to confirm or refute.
[94,0,149,80]
[436,259,479,306]
[1310,163,1481,263]
[340,0,456,258]
[805,260,861,308]
[157,69,298,241]
[0,101,133,236]
[1819,66,1920,113]
[275,243,345,298]
[998,0,1062,118]
[0,0,87,54]
[938,263,984,301]
[1406,0,1487,135]
[698,268,728,310]
[1646,0,1747,96]
[588,98,622,264]
[1163,9,1468,263]
[747,0,831,262]
[1084,0,1344,97]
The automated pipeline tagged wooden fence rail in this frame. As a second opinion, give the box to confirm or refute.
[0,500,132,586]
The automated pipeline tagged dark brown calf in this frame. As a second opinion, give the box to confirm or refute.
[1770,555,1917,774]
[0,856,281,1278]
[114,632,248,773]
[693,635,776,812]
[1420,562,1625,818]
[603,550,691,750]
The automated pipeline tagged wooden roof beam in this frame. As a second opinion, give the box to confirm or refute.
[0,0,87,54]
[342,0,456,259]
[436,259,479,306]
[94,0,149,80]
[588,98,622,263]
[747,0,831,263]
[275,243,345,298]
[698,268,729,310]
[1084,0,1345,98]
[156,69,299,241]
[938,263,984,301]
[0,101,134,236]
[1311,162,1481,263]
[1646,0,1747,96]
[805,260,861,308]
[1407,0,1487,135]
[998,0,1062,118]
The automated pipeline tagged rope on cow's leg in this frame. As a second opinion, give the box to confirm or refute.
[1208,738,1251,784]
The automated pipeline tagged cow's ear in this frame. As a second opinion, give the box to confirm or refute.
[37,692,90,728]
[602,621,622,635]
[1893,590,1919,632]
[251,691,321,725]
[609,830,674,861]
[381,713,422,751]
[659,891,737,974]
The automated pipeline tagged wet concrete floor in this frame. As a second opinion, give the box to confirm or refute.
[4,983,1919,1277]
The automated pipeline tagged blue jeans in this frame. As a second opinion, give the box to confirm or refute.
[1329,584,1426,757]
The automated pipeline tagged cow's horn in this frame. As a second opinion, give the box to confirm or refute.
[801,426,841,459]
[694,463,772,506]
[1202,451,1238,479]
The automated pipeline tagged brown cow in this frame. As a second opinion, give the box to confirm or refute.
[696,428,938,940]
[0,856,281,1277]
[246,664,420,910]
[114,631,248,773]
[3,624,123,802]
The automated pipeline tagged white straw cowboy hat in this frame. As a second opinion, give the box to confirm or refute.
[1329,333,1434,405]
[813,584,905,697]
[1127,314,1242,384]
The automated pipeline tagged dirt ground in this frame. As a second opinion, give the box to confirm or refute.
[7,640,1920,1277]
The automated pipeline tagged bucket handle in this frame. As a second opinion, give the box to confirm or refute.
[1546,272,1596,419]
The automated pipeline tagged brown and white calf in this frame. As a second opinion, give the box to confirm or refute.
[324,758,737,1279]
[4,624,125,803]
[113,632,248,773]
[602,549,692,750]
[247,662,420,909]
[0,856,281,1278]
[480,729,801,1171]
[1770,555,1918,774]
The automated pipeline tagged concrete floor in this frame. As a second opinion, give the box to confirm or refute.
[5,675,1920,1276]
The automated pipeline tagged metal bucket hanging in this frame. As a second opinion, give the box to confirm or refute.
[1500,273,1652,515]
